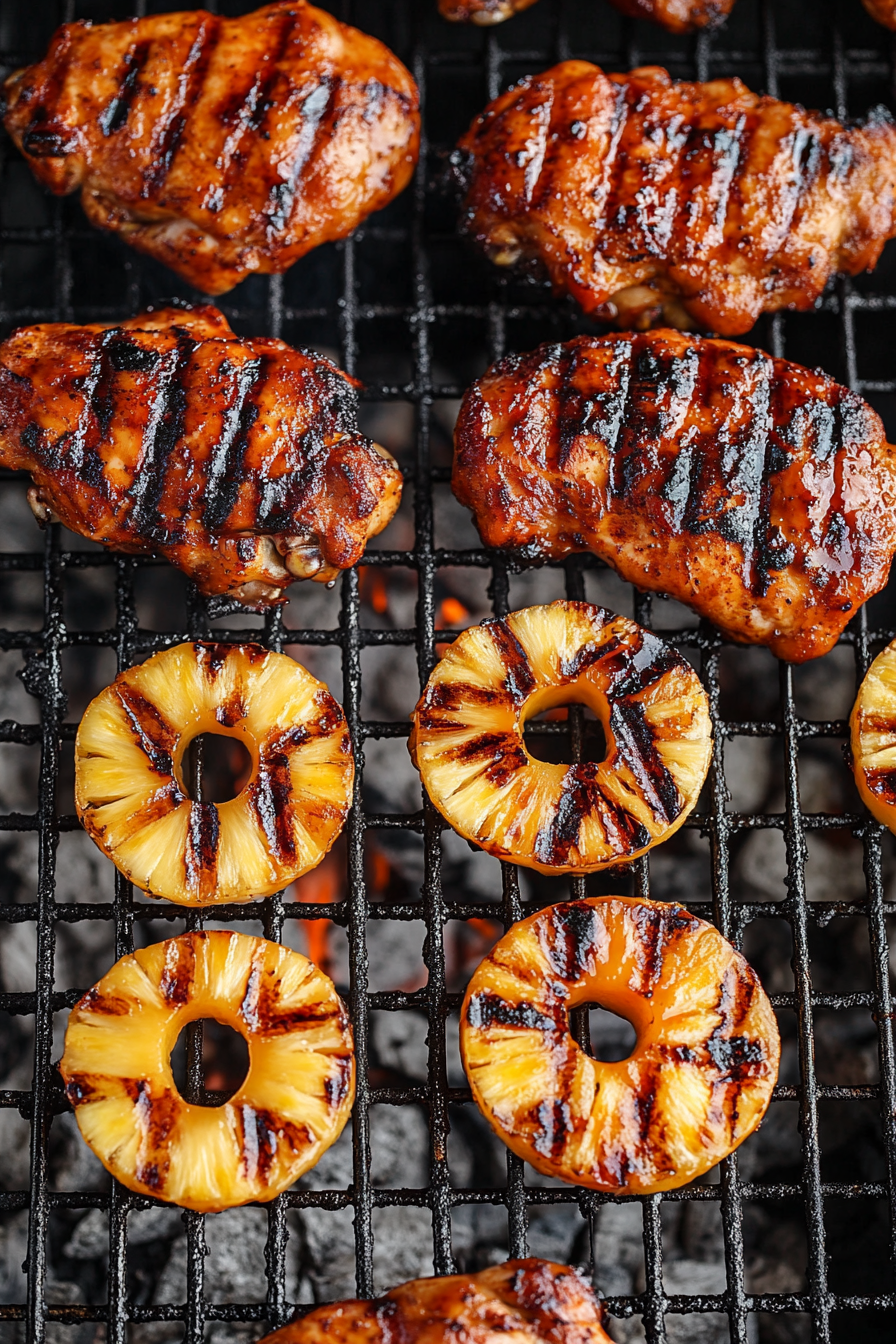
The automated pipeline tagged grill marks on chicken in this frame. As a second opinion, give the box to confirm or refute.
[2,1,420,294]
[452,330,896,663]
[260,1259,613,1344]
[0,306,402,607]
[455,62,896,334]
[441,0,734,27]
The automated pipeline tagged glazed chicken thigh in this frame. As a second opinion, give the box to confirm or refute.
[0,307,402,608]
[2,1,419,294]
[455,62,896,335]
[452,330,896,663]
[260,1260,612,1344]
[863,0,896,26]
[440,0,735,29]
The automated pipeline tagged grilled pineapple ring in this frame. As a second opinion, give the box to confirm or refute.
[75,641,353,905]
[60,931,355,1211]
[850,638,896,829]
[409,602,712,873]
[461,897,780,1193]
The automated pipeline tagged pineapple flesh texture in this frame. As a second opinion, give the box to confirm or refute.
[850,637,896,831]
[410,602,712,873]
[75,641,354,904]
[60,930,355,1211]
[460,897,780,1194]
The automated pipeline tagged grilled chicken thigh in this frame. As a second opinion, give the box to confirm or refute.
[261,1260,612,1344]
[455,62,896,335]
[452,330,896,663]
[440,0,734,29]
[0,306,402,608]
[2,1,419,294]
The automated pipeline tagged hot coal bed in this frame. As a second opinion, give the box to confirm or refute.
[0,2,895,1344]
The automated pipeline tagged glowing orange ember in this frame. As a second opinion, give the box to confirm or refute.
[293,848,343,971]
[360,566,390,615]
[437,596,469,628]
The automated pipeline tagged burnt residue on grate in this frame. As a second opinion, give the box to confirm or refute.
[0,3,895,1344]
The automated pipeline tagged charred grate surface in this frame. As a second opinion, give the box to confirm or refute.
[0,2,895,1344]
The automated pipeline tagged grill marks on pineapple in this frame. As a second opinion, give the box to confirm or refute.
[76,642,353,905]
[60,931,355,1210]
[461,897,779,1193]
[414,603,705,872]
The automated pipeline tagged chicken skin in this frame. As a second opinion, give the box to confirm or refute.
[440,0,734,30]
[260,1260,611,1344]
[455,62,896,335]
[2,1,419,295]
[0,307,402,608]
[452,330,896,663]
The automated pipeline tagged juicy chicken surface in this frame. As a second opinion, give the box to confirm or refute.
[455,61,896,335]
[440,0,734,28]
[452,330,896,664]
[2,1,419,294]
[0,306,402,608]
[260,1260,612,1344]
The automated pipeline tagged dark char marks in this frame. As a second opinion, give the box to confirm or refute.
[160,937,196,1007]
[466,992,557,1033]
[202,357,266,534]
[609,699,682,825]
[184,802,220,896]
[143,16,221,196]
[486,619,537,705]
[126,331,199,538]
[544,901,599,982]
[116,684,178,772]
[99,41,151,136]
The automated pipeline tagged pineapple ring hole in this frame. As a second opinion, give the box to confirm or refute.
[179,732,254,804]
[571,1002,639,1063]
[522,698,608,766]
[169,1016,250,1107]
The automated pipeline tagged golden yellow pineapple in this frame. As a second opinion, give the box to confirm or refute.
[850,638,896,830]
[75,641,354,905]
[59,931,355,1212]
[409,602,712,873]
[460,897,780,1194]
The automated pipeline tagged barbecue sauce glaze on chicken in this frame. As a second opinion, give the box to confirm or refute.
[452,330,896,663]
[0,306,402,608]
[454,61,896,335]
[2,1,420,294]
[440,0,735,30]
[260,1260,612,1344]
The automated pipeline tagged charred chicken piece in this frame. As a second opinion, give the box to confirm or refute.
[2,1,419,295]
[455,61,896,335]
[259,1259,612,1344]
[440,0,734,30]
[0,306,402,608]
[452,330,896,664]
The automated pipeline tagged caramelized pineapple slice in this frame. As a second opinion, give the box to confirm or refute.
[60,931,355,1212]
[409,602,712,873]
[850,638,896,829]
[460,897,780,1193]
[75,642,354,905]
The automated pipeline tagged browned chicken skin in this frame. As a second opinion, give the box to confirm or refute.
[0,307,402,608]
[2,1,420,295]
[260,1260,612,1344]
[452,330,896,663]
[440,0,734,29]
[455,62,896,335]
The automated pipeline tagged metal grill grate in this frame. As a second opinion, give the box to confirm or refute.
[0,2,895,1344]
